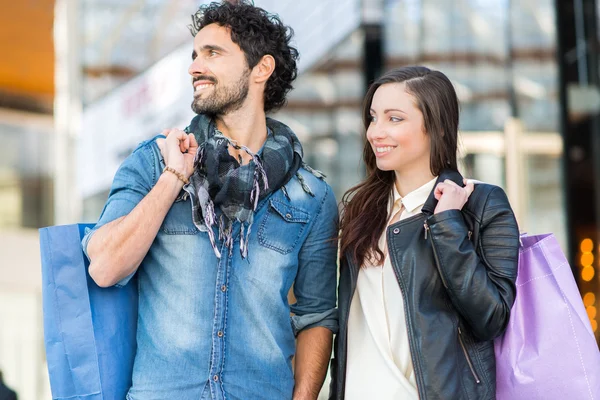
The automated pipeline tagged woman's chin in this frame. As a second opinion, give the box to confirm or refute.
[375,160,396,172]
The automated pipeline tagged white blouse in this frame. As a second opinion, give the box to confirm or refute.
[345,178,437,399]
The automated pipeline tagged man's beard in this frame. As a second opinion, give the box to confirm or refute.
[191,69,251,116]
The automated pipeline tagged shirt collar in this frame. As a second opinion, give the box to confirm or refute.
[393,177,438,214]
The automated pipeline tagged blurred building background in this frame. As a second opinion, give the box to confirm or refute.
[0,0,599,398]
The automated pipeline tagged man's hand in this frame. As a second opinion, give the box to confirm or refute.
[87,130,198,287]
[157,129,199,180]
[433,178,474,214]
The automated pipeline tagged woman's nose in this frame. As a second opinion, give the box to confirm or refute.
[367,125,387,141]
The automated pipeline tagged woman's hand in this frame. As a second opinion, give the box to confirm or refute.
[433,178,475,214]
[156,128,199,180]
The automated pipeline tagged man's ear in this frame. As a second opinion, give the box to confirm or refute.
[253,54,275,84]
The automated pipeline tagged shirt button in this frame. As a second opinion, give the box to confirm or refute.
[213,375,219,382]
[221,285,227,292]
[217,331,223,337]
[285,213,292,219]
[393,228,400,234]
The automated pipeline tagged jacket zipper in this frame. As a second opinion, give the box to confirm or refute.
[423,222,449,289]
[341,258,357,397]
[458,327,481,384]
[387,229,428,400]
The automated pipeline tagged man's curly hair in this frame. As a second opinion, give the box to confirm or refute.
[189,1,299,114]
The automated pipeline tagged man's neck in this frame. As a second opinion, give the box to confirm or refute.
[214,105,268,155]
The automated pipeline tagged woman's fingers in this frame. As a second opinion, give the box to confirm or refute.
[435,180,473,202]
[464,180,475,197]
[434,182,445,200]
[444,179,460,188]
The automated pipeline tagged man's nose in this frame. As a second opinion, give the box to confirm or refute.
[189,58,207,76]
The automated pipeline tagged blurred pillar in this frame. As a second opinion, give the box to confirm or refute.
[505,0,519,119]
[556,0,600,271]
[362,0,384,94]
[557,0,600,342]
[54,0,82,224]
[504,118,527,230]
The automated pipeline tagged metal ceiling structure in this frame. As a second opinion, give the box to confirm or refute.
[81,0,198,104]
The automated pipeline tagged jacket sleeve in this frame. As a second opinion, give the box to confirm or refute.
[425,186,519,341]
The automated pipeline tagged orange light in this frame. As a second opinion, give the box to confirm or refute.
[581,252,595,267]
[592,320,598,333]
[582,266,595,282]
[587,306,597,320]
[581,238,594,253]
[584,293,596,307]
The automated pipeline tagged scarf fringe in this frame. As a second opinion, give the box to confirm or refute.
[296,172,315,197]
[250,154,269,211]
[194,144,206,166]
[203,200,221,259]
[302,162,326,180]
[240,220,253,259]
[281,185,291,201]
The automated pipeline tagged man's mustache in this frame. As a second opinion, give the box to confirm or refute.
[192,76,217,84]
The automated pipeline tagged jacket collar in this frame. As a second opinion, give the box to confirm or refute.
[421,169,464,215]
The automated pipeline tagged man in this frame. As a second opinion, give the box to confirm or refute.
[83,1,338,399]
[0,371,17,400]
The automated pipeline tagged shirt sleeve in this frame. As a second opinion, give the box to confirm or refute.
[290,184,339,336]
[81,139,159,287]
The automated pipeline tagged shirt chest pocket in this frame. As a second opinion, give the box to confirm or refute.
[258,199,310,254]
[161,195,201,235]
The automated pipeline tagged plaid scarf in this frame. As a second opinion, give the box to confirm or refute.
[183,114,322,259]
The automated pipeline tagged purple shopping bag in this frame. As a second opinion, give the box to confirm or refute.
[495,233,600,399]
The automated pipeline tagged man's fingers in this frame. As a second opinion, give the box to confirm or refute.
[189,134,199,150]
[179,136,188,153]
[165,129,187,149]
[156,138,166,154]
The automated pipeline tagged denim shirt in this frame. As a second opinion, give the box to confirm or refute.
[82,137,339,400]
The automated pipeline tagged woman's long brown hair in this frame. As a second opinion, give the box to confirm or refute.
[340,66,460,267]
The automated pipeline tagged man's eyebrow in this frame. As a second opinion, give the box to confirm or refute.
[198,44,228,53]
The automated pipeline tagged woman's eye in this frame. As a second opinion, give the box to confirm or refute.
[390,116,403,122]
[370,116,377,123]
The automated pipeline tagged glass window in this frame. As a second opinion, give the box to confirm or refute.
[0,119,53,229]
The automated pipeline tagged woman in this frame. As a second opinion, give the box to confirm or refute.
[330,66,520,400]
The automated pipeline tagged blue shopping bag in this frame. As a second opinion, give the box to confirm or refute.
[40,224,138,400]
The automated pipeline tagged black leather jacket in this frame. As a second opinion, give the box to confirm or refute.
[330,170,520,400]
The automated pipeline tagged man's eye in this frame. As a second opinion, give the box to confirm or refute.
[209,50,218,57]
